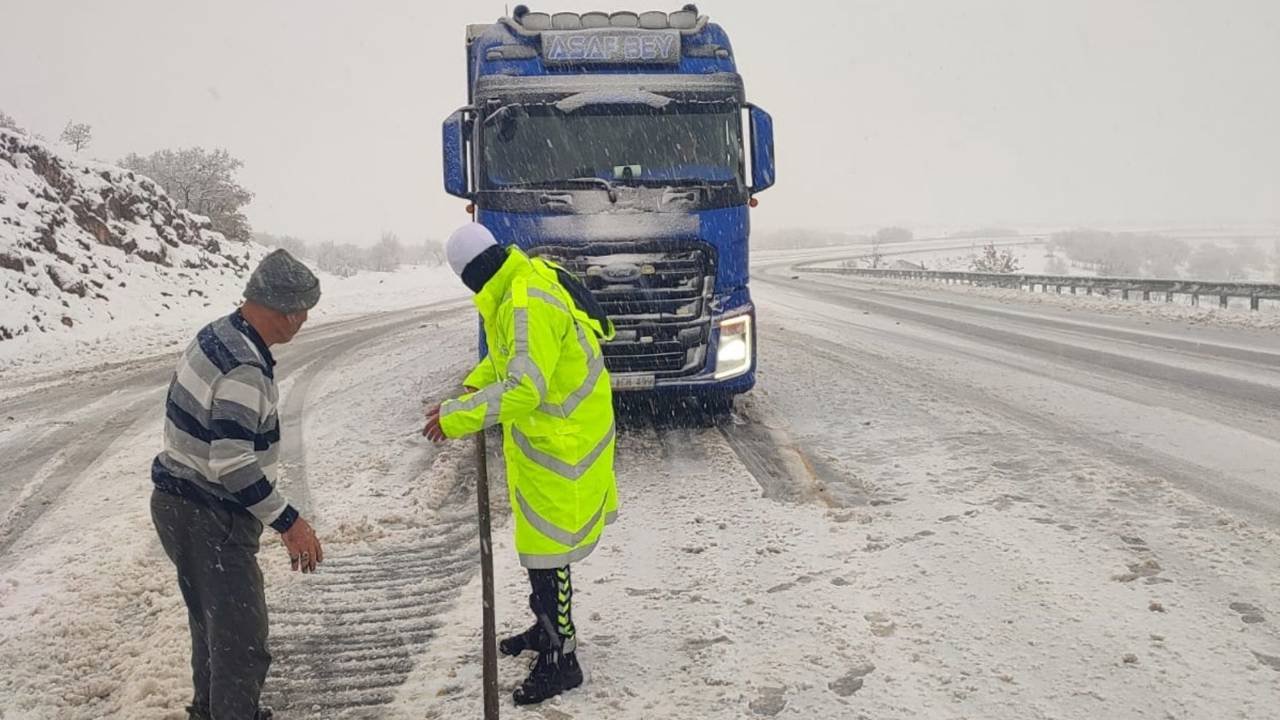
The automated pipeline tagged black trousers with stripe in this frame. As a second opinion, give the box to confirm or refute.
[528,565,577,654]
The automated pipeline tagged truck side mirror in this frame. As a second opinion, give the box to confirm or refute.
[443,109,473,199]
[748,105,775,194]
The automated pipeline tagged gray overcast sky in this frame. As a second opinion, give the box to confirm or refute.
[3,1,1278,242]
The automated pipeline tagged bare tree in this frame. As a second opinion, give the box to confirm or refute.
[405,237,446,266]
[121,147,254,241]
[0,109,25,134]
[59,121,93,152]
[311,240,365,277]
[369,231,404,272]
[421,237,445,266]
[255,232,311,260]
[971,242,1021,273]
[867,235,884,269]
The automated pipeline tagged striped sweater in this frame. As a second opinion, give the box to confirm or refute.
[151,310,298,533]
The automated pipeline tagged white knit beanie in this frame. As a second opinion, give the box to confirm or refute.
[446,223,499,277]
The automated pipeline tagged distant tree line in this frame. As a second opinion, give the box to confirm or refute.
[760,226,1026,252]
[1049,229,1273,281]
[253,232,446,277]
[756,226,919,252]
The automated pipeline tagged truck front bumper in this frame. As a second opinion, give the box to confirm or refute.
[609,300,756,397]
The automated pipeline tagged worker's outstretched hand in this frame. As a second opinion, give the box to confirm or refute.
[282,517,323,573]
[423,404,446,442]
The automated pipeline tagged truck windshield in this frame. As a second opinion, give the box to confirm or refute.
[480,104,744,190]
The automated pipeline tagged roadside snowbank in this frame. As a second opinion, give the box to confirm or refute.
[0,262,464,381]
[810,272,1280,331]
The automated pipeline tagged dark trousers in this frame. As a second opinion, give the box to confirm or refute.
[152,488,270,720]
[528,565,577,654]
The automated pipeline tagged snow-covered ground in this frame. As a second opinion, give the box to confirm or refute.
[7,93,1278,719]
[0,262,464,384]
[405,269,1280,719]
[1,128,265,366]
[0,297,474,719]
[792,228,1280,282]
[1,126,466,381]
[4,247,1280,719]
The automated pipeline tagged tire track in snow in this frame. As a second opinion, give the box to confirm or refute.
[261,303,479,718]
[274,303,470,516]
[626,402,856,509]
[715,414,849,507]
[262,513,478,717]
[0,302,467,563]
[0,391,158,561]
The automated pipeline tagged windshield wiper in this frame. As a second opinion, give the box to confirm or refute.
[565,177,619,203]
[606,177,738,190]
[500,178,618,203]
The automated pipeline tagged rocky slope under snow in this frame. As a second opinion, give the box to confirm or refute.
[0,128,265,343]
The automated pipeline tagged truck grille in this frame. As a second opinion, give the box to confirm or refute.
[529,241,715,378]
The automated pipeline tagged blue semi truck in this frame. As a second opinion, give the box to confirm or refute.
[442,5,775,408]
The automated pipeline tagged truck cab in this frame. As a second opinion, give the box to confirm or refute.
[443,5,775,405]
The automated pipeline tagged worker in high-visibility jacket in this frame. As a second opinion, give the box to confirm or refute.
[423,222,618,706]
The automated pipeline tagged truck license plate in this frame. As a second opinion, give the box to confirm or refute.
[611,374,656,391]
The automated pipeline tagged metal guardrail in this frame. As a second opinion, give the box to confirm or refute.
[797,264,1280,311]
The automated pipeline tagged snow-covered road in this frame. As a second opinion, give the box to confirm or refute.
[756,264,1280,526]
[2,256,1279,719]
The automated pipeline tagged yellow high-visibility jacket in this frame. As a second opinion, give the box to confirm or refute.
[440,248,618,569]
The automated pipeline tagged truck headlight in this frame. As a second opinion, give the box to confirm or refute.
[714,313,753,380]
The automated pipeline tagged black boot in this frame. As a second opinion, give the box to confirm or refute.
[559,651,584,689]
[499,622,550,657]
[512,650,584,705]
[512,566,586,704]
[185,700,271,718]
[500,593,552,657]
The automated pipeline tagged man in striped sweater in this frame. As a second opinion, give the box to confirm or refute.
[151,249,323,720]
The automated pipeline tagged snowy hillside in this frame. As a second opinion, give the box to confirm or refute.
[0,128,265,345]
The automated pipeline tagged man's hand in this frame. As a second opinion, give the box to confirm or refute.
[423,404,446,442]
[422,387,476,442]
[281,517,323,573]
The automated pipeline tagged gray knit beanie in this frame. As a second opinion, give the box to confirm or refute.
[244,249,321,313]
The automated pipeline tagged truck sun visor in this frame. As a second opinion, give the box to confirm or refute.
[554,90,672,113]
